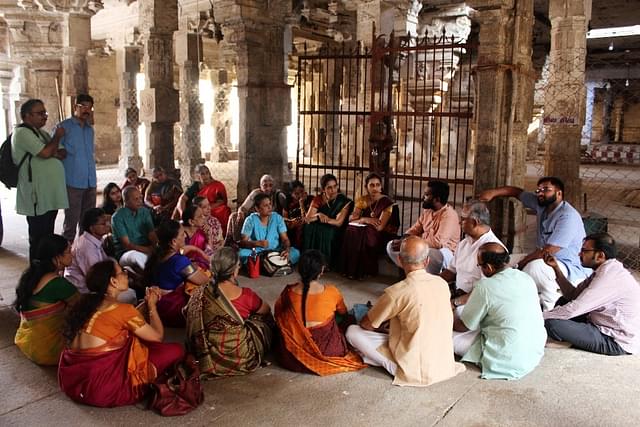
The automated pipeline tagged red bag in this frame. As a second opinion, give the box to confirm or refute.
[247,251,260,278]
[148,354,204,416]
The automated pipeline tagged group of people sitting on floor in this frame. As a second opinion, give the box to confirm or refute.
[12,171,640,410]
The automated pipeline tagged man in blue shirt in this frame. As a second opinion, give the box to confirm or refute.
[479,176,588,310]
[54,94,97,242]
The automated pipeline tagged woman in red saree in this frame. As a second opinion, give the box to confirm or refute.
[339,172,399,279]
[14,234,79,365]
[274,250,366,375]
[178,164,231,236]
[59,259,184,407]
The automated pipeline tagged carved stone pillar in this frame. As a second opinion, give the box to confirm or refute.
[117,45,143,172]
[581,80,602,145]
[138,0,179,173]
[62,12,91,113]
[543,0,590,207]
[215,0,291,200]
[470,0,536,251]
[176,31,204,187]
[212,69,232,163]
[613,95,624,143]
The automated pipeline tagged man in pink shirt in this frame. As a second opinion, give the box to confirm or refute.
[543,233,640,355]
[386,180,460,274]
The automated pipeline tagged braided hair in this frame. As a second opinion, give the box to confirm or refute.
[297,250,327,326]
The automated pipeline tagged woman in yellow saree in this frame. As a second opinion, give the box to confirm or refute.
[14,234,79,365]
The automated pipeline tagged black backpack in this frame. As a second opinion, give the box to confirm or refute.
[0,124,37,189]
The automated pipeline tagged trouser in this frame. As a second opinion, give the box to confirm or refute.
[386,241,453,275]
[545,315,628,356]
[26,210,58,260]
[452,305,480,356]
[63,186,96,242]
[146,341,185,374]
[522,258,586,311]
[346,325,397,377]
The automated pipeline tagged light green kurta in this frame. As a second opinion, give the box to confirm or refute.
[461,268,546,380]
[11,126,68,216]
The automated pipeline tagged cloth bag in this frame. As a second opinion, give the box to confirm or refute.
[148,354,204,416]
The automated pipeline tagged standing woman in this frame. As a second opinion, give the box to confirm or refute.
[302,174,352,268]
[340,172,399,279]
[59,260,184,407]
[274,250,366,375]
[100,183,123,216]
[14,234,79,365]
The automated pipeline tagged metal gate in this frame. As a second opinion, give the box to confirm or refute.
[296,32,475,230]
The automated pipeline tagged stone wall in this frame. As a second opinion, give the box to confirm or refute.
[88,53,120,164]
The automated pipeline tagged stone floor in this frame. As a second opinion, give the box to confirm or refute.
[1,189,640,426]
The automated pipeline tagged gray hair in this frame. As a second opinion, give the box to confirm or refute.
[210,247,240,281]
[260,174,274,184]
[398,238,430,265]
[122,186,140,202]
[465,199,490,226]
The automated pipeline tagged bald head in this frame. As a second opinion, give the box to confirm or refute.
[478,242,510,272]
[399,236,429,267]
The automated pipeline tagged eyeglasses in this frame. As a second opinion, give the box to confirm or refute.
[579,248,598,253]
[30,110,48,117]
[115,270,128,277]
[76,104,94,111]
[534,187,555,194]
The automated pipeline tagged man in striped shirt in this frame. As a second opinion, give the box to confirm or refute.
[543,233,640,355]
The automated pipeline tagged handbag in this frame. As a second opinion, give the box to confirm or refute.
[148,354,204,416]
[262,251,293,277]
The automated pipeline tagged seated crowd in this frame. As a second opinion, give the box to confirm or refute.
[12,168,640,411]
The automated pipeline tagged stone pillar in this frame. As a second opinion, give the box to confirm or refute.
[613,95,624,143]
[543,0,590,207]
[62,12,91,113]
[117,45,143,172]
[138,0,179,173]
[470,0,536,251]
[581,80,601,145]
[212,69,233,162]
[215,0,291,200]
[175,31,204,187]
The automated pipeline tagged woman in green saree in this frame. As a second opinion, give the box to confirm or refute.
[185,247,273,377]
[302,174,352,268]
[14,234,79,365]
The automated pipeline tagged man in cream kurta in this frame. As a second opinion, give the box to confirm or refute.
[347,236,465,386]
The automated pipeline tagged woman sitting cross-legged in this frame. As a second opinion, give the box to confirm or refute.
[238,192,300,266]
[193,195,224,253]
[340,172,399,280]
[58,260,184,407]
[274,250,367,375]
[185,247,274,377]
[182,204,213,270]
[143,220,210,327]
[14,234,79,365]
[100,182,123,216]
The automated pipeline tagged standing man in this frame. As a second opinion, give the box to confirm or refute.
[386,180,460,274]
[11,99,68,259]
[347,236,465,386]
[479,177,588,310]
[55,94,97,242]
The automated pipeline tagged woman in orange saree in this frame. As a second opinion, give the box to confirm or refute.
[58,260,184,407]
[14,234,79,366]
[275,250,366,376]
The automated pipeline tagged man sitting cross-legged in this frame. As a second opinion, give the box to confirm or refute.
[453,243,546,380]
[479,176,588,310]
[543,233,640,356]
[443,199,505,308]
[386,180,460,274]
[112,186,157,271]
[347,236,465,387]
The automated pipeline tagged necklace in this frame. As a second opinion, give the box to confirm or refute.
[370,196,381,217]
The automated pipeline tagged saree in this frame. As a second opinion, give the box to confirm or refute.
[303,193,352,267]
[185,284,273,377]
[197,180,231,236]
[274,286,366,376]
[340,195,399,279]
[185,228,211,270]
[14,277,78,366]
